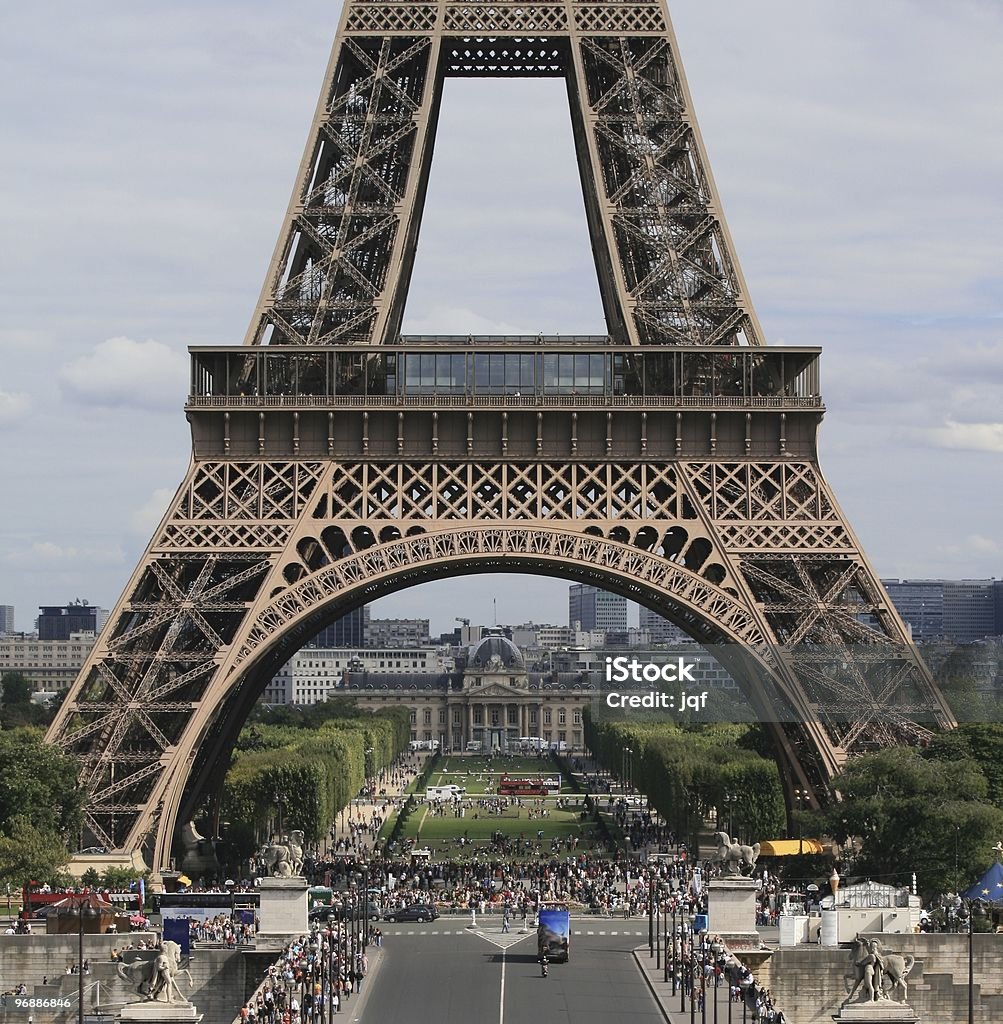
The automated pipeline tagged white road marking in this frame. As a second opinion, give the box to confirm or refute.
[499,948,507,1024]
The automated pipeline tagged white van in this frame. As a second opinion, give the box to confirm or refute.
[426,784,466,802]
[465,740,483,752]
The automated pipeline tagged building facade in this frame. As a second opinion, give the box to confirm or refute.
[366,617,430,648]
[353,634,588,751]
[0,632,97,691]
[881,579,1003,644]
[638,605,691,644]
[568,584,628,633]
[263,646,448,704]
[37,602,106,641]
[309,606,370,648]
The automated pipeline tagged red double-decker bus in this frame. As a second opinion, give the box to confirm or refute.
[498,775,561,797]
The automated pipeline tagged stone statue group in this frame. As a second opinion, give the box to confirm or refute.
[712,832,760,876]
[842,935,915,1007]
[118,941,192,1005]
[259,828,305,877]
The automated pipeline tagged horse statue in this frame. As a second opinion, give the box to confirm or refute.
[118,941,193,1004]
[259,829,305,877]
[842,935,915,1007]
[712,831,760,876]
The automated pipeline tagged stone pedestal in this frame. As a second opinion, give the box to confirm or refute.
[257,876,309,939]
[832,1002,919,1023]
[708,876,761,949]
[118,1002,203,1024]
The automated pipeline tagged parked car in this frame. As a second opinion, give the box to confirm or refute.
[311,900,382,922]
[382,904,439,923]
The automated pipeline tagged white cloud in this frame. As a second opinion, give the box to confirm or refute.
[59,336,188,410]
[927,420,1003,454]
[130,487,177,535]
[5,541,126,567]
[0,390,30,423]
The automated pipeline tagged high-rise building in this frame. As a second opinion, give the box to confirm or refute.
[0,606,14,635]
[881,579,1003,644]
[367,617,430,648]
[637,605,691,644]
[37,601,106,641]
[568,584,628,633]
[944,581,998,644]
[880,581,945,643]
[309,605,369,648]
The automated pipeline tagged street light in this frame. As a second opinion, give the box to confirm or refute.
[965,897,993,1024]
[64,894,100,1024]
[723,793,736,837]
[793,788,807,855]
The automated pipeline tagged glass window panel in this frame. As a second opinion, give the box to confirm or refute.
[489,354,505,388]
[574,353,590,387]
[521,354,535,388]
[452,354,467,391]
[558,354,574,387]
[589,354,605,389]
[420,353,435,385]
[404,354,420,386]
[544,354,558,390]
[505,355,521,386]
[435,354,452,387]
[474,354,489,391]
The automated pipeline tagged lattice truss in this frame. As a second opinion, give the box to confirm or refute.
[49,554,273,849]
[578,37,760,346]
[248,37,433,346]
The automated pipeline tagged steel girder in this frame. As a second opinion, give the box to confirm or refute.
[45,0,955,873]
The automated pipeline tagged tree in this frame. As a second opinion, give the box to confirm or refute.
[0,816,71,890]
[818,746,1003,899]
[1,672,32,706]
[0,728,83,836]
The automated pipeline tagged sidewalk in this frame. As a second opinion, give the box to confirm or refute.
[634,946,746,1024]
[326,754,430,849]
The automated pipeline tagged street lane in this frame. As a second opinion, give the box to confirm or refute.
[359,927,664,1024]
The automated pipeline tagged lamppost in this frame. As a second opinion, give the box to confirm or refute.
[723,794,736,838]
[793,788,807,855]
[965,897,993,1024]
[65,894,100,1024]
[648,873,655,956]
[655,895,661,970]
[273,791,285,841]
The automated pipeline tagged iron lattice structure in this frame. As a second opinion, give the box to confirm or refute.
[48,0,954,874]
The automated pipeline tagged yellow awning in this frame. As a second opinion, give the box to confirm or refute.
[758,839,824,857]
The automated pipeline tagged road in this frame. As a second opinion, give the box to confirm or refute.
[361,918,663,1024]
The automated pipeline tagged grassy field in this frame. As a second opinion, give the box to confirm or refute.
[391,753,608,852]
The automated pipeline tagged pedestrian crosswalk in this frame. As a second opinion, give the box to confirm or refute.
[387,928,648,937]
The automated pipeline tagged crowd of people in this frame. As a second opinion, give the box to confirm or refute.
[188,914,255,947]
[239,925,370,1022]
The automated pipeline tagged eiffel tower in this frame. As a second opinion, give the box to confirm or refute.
[48,0,955,874]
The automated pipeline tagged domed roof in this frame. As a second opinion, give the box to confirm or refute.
[467,632,525,671]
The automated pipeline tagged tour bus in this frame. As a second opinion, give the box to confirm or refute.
[22,884,142,919]
[537,904,571,962]
[517,737,546,751]
[498,775,562,797]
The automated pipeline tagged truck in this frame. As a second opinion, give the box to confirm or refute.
[537,906,571,963]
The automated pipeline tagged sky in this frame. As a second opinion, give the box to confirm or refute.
[1,0,1001,635]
